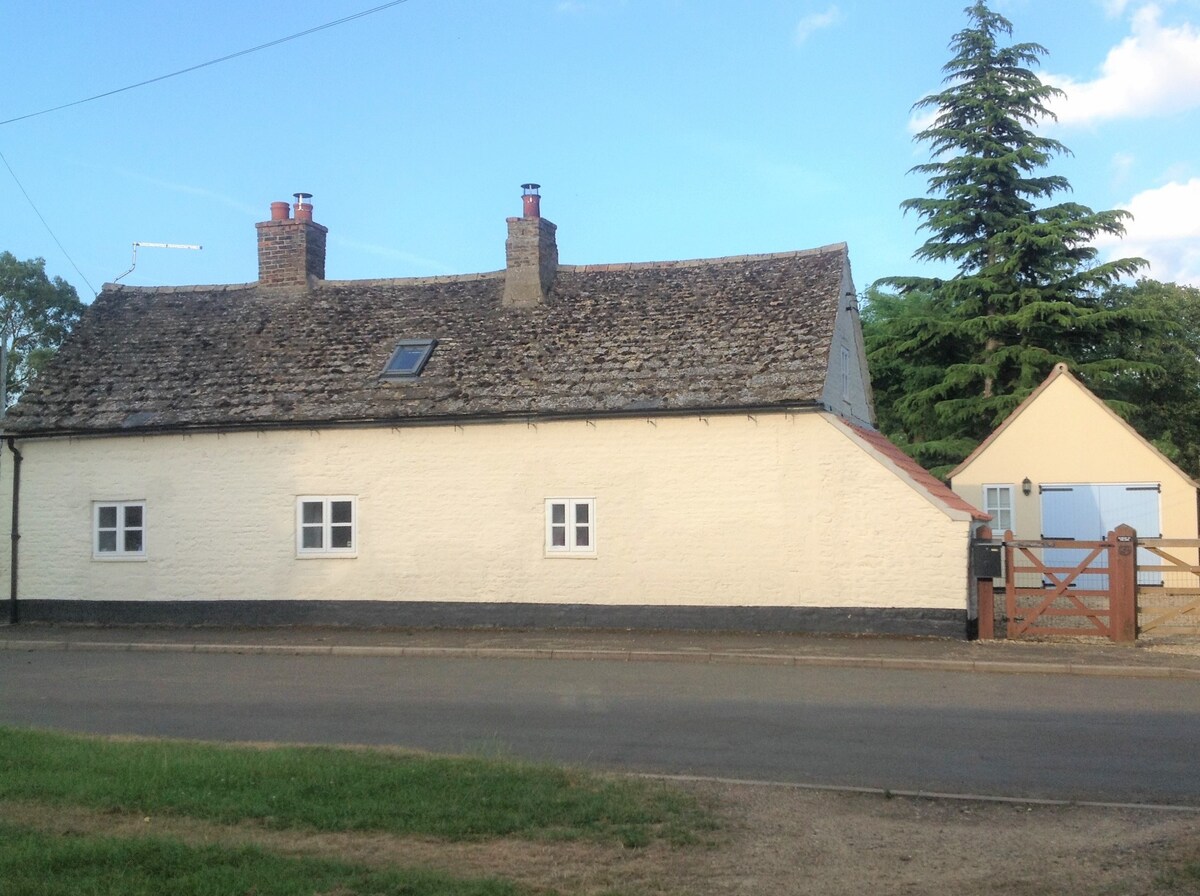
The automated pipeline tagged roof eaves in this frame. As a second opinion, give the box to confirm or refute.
[2,400,827,441]
[830,415,990,522]
[947,363,1074,481]
[1055,367,1200,490]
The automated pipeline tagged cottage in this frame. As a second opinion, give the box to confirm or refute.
[0,188,985,635]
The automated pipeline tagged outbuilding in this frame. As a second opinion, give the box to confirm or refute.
[949,363,1200,586]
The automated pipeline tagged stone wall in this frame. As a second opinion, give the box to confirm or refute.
[503,215,558,306]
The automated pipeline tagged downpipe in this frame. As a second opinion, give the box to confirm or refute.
[7,437,20,625]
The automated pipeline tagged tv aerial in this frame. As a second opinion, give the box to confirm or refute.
[113,241,202,282]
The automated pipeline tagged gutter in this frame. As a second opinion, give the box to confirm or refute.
[4,401,827,441]
[6,437,20,625]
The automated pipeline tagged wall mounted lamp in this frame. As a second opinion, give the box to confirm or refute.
[1022,477,1032,496]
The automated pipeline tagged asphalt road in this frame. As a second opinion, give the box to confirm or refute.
[2,649,1197,804]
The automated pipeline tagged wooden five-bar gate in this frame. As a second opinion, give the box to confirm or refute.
[973,524,1200,642]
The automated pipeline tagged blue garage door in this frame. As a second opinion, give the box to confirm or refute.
[1041,484,1161,587]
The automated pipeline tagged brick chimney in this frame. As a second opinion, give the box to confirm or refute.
[256,193,328,288]
[503,184,558,307]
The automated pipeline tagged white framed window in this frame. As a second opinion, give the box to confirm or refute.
[983,485,1014,534]
[296,496,357,557]
[545,498,596,556]
[93,501,147,560]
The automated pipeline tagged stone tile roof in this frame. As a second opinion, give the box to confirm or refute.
[5,244,849,436]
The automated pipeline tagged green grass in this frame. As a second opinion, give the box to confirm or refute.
[0,822,525,896]
[0,727,713,845]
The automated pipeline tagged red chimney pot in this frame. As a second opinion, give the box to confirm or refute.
[293,191,314,222]
[270,201,291,221]
[520,183,541,218]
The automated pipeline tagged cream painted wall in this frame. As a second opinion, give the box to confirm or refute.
[950,373,1199,541]
[0,412,971,609]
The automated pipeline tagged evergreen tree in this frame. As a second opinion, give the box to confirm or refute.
[1092,280,1200,479]
[862,286,975,463]
[870,0,1148,476]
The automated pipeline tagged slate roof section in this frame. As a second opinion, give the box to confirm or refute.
[5,244,849,436]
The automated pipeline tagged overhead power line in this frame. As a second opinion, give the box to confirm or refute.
[0,0,412,127]
[0,149,97,296]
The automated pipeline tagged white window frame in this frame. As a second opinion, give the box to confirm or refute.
[296,496,358,558]
[92,501,147,561]
[982,484,1015,535]
[545,498,596,557]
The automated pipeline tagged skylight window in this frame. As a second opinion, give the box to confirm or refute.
[383,338,437,379]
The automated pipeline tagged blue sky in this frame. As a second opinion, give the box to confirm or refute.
[2,0,1198,300]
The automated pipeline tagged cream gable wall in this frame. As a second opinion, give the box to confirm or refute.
[0,412,970,610]
[950,370,1200,541]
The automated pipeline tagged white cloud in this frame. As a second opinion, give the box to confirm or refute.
[795,6,841,45]
[1097,178,1200,285]
[906,105,938,136]
[1046,4,1200,125]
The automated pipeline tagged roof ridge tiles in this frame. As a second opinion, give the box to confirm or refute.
[102,273,509,295]
[95,244,846,297]
[103,282,258,295]
[559,243,847,273]
[322,271,506,287]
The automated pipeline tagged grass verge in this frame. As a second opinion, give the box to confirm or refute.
[0,821,526,896]
[1156,858,1200,892]
[0,727,714,846]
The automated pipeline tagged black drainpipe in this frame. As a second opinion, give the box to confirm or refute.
[7,437,21,625]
